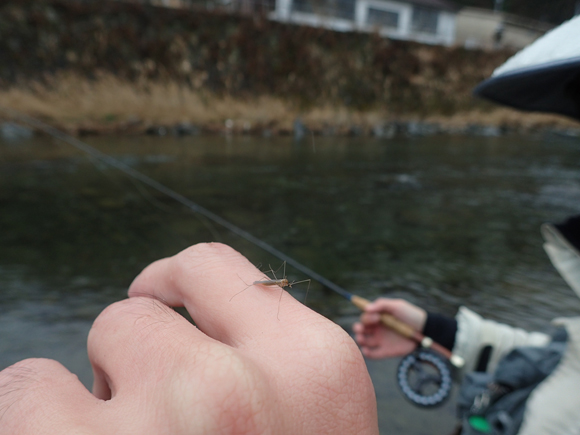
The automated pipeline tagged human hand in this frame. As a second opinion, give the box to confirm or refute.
[353,298,427,359]
[0,243,378,435]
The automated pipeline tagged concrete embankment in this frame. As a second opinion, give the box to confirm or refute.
[0,0,578,136]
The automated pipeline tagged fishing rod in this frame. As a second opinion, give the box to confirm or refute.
[2,107,463,407]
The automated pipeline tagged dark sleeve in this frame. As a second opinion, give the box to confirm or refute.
[422,312,457,351]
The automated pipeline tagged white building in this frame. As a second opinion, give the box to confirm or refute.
[456,7,553,50]
[271,0,458,46]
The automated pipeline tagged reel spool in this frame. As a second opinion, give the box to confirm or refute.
[397,349,453,408]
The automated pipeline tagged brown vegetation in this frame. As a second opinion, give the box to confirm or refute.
[0,0,578,135]
[2,72,576,136]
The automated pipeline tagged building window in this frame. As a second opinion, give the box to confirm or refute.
[411,6,438,34]
[367,7,399,28]
[292,0,355,20]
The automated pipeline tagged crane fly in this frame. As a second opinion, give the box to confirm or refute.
[230,261,311,319]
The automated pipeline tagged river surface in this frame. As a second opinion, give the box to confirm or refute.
[2,132,580,434]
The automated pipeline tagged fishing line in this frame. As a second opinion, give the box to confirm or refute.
[2,106,464,407]
[0,106,348,295]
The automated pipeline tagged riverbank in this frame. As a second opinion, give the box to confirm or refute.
[2,71,579,139]
[1,0,578,138]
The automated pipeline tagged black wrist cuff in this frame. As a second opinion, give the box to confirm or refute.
[422,312,457,351]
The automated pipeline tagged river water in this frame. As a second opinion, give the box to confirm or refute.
[2,132,580,434]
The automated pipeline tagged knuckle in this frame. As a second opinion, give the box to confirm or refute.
[169,243,224,278]
[0,358,37,388]
[0,359,61,422]
[0,358,63,385]
[90,298,132,332]
[171,242,249,280]
[390,298,404,308]
[177,242,237,265]
[89,298,177,343]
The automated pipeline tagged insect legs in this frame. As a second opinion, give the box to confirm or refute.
[230,261,311,319]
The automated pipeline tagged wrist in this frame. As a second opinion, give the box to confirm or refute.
[422,312,457,351]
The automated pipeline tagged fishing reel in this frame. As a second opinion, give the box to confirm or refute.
[348,295,459,408]
[397,349,453,408]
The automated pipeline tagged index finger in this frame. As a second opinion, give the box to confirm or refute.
[365,297,398,313]
[127,243,324,348]
[359,312,382,325]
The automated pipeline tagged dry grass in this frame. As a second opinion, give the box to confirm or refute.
[0,73,294,128]
[0,72,390,132]
[426,109,579,130]
[0,71,578,134]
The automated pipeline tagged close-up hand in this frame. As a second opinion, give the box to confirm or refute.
[0,243,378,434]
[353,298,427,360]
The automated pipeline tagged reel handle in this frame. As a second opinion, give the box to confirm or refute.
[350,295,463,368]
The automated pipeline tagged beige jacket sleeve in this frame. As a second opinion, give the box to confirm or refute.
[517,317,580,435]
[452,307,550,377]
[541,222,580,299]
[449,221,579,379]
